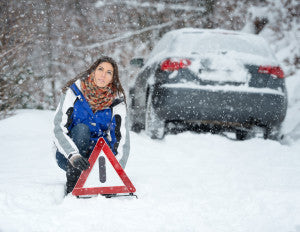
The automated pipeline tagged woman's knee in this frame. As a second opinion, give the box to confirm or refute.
[70,123,91,155]
[71,123,90,139]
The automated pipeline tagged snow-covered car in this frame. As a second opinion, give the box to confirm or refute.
[129,28,288,140]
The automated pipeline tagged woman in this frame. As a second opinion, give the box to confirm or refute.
[53,56,130,194]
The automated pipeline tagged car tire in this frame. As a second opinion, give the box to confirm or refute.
[236,129,248,141]
[263,125,282,140]
[145,91,165,140]
[131,122,142,133]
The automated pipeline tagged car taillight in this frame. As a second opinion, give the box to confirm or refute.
[258,66,285,79]
[161,59,191,71]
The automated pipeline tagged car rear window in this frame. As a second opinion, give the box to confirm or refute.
[169,32,272,58]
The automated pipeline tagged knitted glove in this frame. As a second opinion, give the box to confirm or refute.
[69,154,90,171]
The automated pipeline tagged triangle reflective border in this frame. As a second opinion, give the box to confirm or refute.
[72,138,136,196]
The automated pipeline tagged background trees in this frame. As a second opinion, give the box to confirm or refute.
[0,0,299,118]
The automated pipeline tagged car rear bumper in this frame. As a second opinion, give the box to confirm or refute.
[151,84,287,127]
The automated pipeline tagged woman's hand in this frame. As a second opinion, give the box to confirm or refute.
[69,154,90,171]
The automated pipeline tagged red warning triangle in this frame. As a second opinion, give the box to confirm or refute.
[72,137,136,196]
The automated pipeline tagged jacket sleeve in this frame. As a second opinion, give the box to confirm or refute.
[53,88,79,159]
[109,101,130,169]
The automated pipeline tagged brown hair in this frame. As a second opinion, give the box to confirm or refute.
[62,56,126,104]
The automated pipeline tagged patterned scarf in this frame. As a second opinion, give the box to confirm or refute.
[81,74,116,113]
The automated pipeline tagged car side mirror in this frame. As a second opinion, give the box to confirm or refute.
[130,58,144,68]
[129,87,135,95]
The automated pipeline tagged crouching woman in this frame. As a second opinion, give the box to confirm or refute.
[53,56,130,194]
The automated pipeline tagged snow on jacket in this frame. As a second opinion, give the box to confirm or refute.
[53,79,130,168]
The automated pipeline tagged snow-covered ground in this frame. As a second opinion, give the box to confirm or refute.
[0,109,299,232]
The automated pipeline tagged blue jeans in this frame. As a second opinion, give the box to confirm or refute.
[56,123,93,171]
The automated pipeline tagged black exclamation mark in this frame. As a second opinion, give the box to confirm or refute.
[99,156,106,183]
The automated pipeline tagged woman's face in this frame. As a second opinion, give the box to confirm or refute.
[93,62,114,88]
